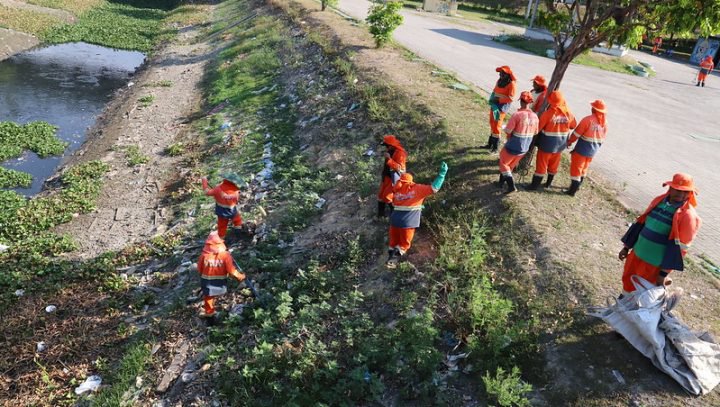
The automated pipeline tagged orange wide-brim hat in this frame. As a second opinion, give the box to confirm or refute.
[663,173,697,192]
[531,75,546,86]
[382,134,402,148]
[590,99,606,113]
[495,65,516,81]
[205,231,224,245]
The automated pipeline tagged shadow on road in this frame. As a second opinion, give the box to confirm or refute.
[429,28,541,58]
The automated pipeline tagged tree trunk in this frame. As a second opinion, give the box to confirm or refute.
[321,0,327,11]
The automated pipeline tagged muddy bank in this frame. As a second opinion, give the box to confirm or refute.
[0,27,39,62]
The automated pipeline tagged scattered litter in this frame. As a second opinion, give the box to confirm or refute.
[363,371,371,382]
[347,102,360,112]
[251,86,269,95]
[230,304,247,316]
[309,115,320,123]
[335,174,344,180]
[353,78,358,84]
[444,352,470,371]
[181,372,195,383]
[75,375,102,395]
[300,143,310,150]
[220,121,232,130]
[36,341,47,353]
[315,197,327,209]
[181,260,192,267]
[127,81,135,87]
[346,122,354,129]
[442,331,459,347]
[254,192,266,201]
[0,244,8,252]
[14,289,24,297]
[431,70,449,76]
[257,206,267,217]
[45,305,57,313]
[612,369,626,385]
[151,344,161,355]
[450,83,470,91]
[363,148,375,157]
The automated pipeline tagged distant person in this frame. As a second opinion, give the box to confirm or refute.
[484,66,517,153]
[529,75,547,113]
[652,36,662,54]
[197,231,246,317]
[697,55,715,87]
[377,135,407,217]
[618,174,701,297]
[565,100,607,196]
[527,90,576,191]
[497,91,539,194]
[386,162,447,268]
[201,173,244,242]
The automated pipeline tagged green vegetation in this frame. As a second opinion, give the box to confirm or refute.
[165,142,185,156]
[0,121,67,161]
[402,0,527,26]
[26,0,102,14]
[497,35,649,76]
[92,339,152,406]
[0,5,64,36]
[138,94,155,107]
[0,167,32,189]
[366,1,404,48]
[41,0,203,52]
[483,366,533,407]
[124,145,150,166]
[144,80,174,88]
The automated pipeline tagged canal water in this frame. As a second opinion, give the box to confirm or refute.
[0,42,145,195]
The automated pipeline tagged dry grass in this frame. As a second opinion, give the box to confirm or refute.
[0,4,63,35]
[25,0,102,14]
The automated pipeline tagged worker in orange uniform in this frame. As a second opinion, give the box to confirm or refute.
[377,135,407,217]
[618,174,701,296]
[197,231,246,317]
[529,75,547,113]
[527,90,576,190]
[386,162,448,268]
[652,36,662,54]
[565,100,607,196]
[483,66,517,153]
[697,55,714,87]
[201,173,244,241]
[498,91,539,193]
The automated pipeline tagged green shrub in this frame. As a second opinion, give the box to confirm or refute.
[165,142,185,156]
[138,95,155,107]
[125,145,150,166]
[366,1,404,48]
[483,366,532,407]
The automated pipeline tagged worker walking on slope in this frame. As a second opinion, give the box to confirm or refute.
[697,55,714,87]
[618,174,702,297]
[497,91,539,194]
[527,90,576,190]
[377,135,407,217]
[386,162,448,268]
[565,100,608,196]
[483,66,517,153]
[529,75,547,113]
[201,174,244,242]
[197,231,246,317]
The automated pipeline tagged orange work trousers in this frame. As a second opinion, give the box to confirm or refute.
[389,226,416,255]
[698,71,709,82]
[489,110,506,138]
[499,148,524,175]
[377,176,394,204]
[203,296,217,315]
[217,213,242,238]
[622,251,662,293]
[570,152,593,181]
[534,150,562,176]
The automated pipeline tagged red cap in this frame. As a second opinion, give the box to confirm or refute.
[519,91,534,103]
[663,173,697,192]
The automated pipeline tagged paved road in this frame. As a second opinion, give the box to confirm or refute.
[339,1,720,263]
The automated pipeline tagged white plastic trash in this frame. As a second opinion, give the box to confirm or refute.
[74,375,102,395]
[14,289,25,297]
[36,341,47,353]
[45,305,57,313]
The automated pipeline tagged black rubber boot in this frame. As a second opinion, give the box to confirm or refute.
[388,203,394,215]
[580,176,584,185]
[505,176,517,194]
[545,174,555,188]
[495,173,506,188]
[489,137,499,153]
[697,82,701,86]
[526,175,543,190]
[377,201,386,218]
[566,180,581,196]
[386,249,400,269]
[482,135,494,149]
[702,81,705,87]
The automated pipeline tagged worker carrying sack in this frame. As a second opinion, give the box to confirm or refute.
[588,276,720,396]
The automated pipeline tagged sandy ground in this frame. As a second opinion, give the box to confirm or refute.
[0,27,39,61]
[53,25,213,258]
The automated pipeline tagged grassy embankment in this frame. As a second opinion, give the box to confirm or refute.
[118,0,544,405]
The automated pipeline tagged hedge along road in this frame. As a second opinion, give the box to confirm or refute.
[338,0,720,264]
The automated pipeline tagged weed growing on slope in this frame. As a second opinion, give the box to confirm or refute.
[124,145,150,166]
[482,366,533,407]
[0,5,64,36]
[26,0,102,14]
[137,95,155,107]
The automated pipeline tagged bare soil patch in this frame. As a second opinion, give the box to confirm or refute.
[0,27,39,61]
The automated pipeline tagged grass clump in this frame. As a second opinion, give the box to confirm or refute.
[483,366,533,407]
[138,94,155,107]
[144,80,173,88]
[90,339,152,406]
[26,0,102,14]
[124,145,150,166]
[165,142,184,156]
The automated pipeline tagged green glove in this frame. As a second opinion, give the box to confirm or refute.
[432,162,448,191]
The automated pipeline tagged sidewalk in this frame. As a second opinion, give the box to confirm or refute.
[338,0,720,264]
